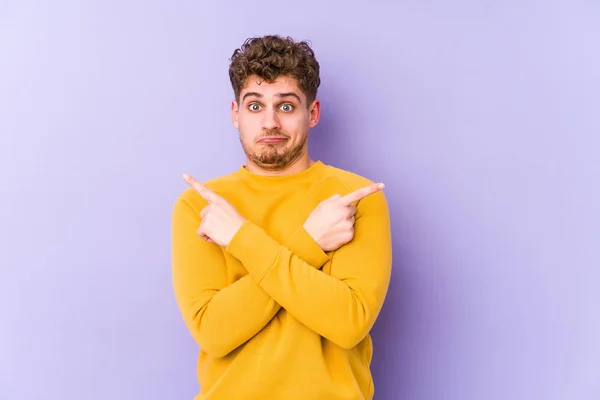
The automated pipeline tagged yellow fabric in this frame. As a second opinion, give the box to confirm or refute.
[171,160,392,400]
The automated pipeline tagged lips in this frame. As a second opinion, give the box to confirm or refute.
[257,136,288,143]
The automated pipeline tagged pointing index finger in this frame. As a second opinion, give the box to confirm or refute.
[340,183,385,205]
[182,173,219,203]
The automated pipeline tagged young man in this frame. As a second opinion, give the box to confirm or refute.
[171,35,392,400]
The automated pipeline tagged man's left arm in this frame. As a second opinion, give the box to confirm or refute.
[225,190,392,349]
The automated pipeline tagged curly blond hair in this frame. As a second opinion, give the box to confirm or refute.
[228,35,321,105]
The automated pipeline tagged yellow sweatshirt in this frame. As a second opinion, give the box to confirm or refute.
[171,160,392,400]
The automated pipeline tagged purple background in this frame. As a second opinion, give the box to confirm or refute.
[1,1,599,399]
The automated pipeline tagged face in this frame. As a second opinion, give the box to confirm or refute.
[231,75,320,171]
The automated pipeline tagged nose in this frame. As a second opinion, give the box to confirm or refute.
[262,108,281,131]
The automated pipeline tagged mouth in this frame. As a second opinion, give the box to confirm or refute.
[257,136,288,144]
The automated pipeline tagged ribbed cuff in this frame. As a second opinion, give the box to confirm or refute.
[226,221,284,282]
[284,226,330,267]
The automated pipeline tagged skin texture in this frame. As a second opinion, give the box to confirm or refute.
[231,74,320,176]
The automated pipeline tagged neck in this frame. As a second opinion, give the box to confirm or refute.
[244,153,314,177]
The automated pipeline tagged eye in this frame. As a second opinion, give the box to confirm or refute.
[280,103,294,112]
[249,103,261,111]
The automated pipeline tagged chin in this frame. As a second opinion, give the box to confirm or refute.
[249,152,292,169]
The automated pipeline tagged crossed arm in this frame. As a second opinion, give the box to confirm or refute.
[172,198,331,358]
[171,188,392,358]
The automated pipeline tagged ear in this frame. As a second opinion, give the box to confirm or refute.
[231,99,239,129]
[308,99,321,128]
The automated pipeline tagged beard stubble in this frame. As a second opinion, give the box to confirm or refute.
[240,130,308,171]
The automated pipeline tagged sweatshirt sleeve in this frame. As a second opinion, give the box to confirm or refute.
[171,196,330,358]
[225,189,392,349]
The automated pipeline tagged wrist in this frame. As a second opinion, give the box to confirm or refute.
[227,218,248,245]
[302,222,322,248]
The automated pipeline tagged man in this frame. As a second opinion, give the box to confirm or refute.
[171,34,392,400]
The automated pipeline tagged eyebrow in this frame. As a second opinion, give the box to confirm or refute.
[242,92,302,103]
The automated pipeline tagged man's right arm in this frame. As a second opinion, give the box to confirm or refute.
[171,196,329,359]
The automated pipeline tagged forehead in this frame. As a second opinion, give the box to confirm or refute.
[240,75,304,100]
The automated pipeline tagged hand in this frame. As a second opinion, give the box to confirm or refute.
[303,183,385,252]
[183,173,247,247]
